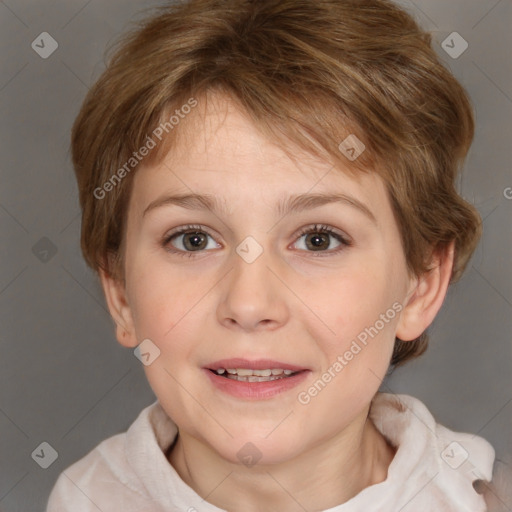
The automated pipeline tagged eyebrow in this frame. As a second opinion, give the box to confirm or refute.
[143,192,376,223]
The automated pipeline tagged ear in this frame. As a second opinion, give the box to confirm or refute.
[396,242,454,342]
[99,267,138,348]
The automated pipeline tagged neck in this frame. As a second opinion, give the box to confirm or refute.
[168,409,396,512]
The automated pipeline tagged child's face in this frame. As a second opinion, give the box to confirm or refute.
[109,94,419,464]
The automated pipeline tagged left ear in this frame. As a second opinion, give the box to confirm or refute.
[396,242,455,342]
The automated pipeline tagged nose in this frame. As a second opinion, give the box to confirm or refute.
[216,243,290,332]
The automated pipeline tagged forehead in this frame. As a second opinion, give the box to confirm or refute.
[130,93,387,213]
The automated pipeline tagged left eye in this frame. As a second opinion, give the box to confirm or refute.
[293,225,349,253]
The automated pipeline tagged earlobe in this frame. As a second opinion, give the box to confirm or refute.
[99,268,138,348]
[396,242,455,342]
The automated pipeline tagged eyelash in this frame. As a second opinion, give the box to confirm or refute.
[161,223,352,259]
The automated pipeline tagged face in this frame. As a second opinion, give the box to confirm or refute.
[106,93,422,465]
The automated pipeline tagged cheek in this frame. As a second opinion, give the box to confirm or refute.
[126,254,199,347]
[128,261,208,420]
[294,267,401,427]
[312,260,399,341]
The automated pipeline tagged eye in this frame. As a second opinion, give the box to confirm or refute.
[292,224,351,255]
[162,225,220,257]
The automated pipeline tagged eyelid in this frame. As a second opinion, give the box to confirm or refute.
[293,223,352,244]
[163,224,219,243]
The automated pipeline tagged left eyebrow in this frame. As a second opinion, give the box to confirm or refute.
[277,193,376,223]
[142,192,376,223]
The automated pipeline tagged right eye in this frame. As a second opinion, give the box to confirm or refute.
[162,224,221,257]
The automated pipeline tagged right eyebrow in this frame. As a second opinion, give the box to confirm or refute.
[143,193,228,217]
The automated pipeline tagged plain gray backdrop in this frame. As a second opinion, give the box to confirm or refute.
[0,0,511,510]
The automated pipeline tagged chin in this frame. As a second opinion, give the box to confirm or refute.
[210,434,300,467]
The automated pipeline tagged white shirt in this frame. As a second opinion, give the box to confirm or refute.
[46,393,495,511]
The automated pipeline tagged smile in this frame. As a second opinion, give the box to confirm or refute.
[203,359,310,399]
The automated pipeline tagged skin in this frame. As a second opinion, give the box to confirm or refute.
[101,92,454,511]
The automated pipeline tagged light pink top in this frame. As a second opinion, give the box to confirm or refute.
[47,393,495,511]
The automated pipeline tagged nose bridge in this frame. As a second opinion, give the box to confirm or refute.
[234,246,267,287]
[229,236,273,300]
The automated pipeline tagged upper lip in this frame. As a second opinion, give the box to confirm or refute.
[205,358,308,371]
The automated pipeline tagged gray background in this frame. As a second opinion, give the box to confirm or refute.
[0,0,511,510]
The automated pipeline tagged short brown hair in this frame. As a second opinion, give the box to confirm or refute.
[71,0,481,367]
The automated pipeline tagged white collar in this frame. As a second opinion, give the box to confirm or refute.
[124,392,495,511]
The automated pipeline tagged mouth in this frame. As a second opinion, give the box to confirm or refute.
[203,359,310,400]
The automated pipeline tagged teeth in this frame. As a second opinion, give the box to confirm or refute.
[228,374,288,382]
[213,367,298,379]
[235,368,255,376]
[236,368,273,376]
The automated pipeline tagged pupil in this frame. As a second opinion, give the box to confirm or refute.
[307,233,328,250]
[185,232,206,251]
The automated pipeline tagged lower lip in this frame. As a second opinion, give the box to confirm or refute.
[203,369,310,400]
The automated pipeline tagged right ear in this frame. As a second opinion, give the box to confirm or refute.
[99,267,138,348]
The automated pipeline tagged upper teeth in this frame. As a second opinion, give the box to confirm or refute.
[215,368,294,376]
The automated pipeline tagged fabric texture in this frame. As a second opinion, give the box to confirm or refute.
[46,392,495,511]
